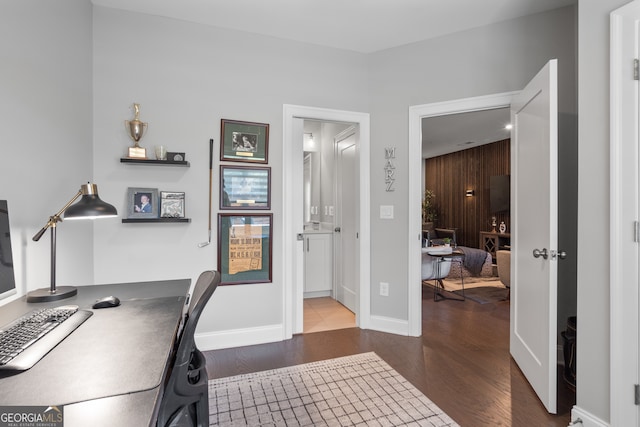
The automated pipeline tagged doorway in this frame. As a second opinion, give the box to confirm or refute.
[301,120,356,333]
[282,104,371,338]
[407,92,518,336]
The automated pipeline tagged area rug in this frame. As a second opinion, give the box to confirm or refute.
[209,352,459,426]
[454,286,509,304]
[441,276,504,292]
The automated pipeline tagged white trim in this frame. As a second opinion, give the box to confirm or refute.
[571,406,610,427]
[407,92,518,336]
[368,315,410,336]
[610,3,640,426]
[195,324,284,351]
[283,105,371,338]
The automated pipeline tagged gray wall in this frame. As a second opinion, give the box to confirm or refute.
[367,6,577,319]
[0,0,94,295]
[91,6,369,334]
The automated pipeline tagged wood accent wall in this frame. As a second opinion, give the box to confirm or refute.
[424,139,510,249]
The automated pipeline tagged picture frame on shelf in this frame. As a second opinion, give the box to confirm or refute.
[220,119,269,163]
[127,187,159,219]
[160,191,185,218]
[217,213,272,285]
[220,165,270,210]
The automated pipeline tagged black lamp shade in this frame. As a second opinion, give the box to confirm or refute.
[64,195,118,219]
[64,184,117,219]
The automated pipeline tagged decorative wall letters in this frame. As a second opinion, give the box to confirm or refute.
[384,147,396,192]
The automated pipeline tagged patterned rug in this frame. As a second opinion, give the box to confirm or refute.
[209,352,459,426]
[440,276,504,292]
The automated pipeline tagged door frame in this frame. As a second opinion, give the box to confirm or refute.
[282,104,371,337]
[610,2,640,425]
[407,92,518,336]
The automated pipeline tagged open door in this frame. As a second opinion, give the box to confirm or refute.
[510,59,559,413]
[335,129,358,312]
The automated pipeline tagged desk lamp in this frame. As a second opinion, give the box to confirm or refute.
[27,183,118,303]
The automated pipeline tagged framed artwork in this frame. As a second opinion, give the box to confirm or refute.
[217,213,272,285]
[127,187,158,219]
[220,119,269,163]
[160,191,185,218]
[220,165,270,210]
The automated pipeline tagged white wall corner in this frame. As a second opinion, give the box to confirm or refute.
[571,406,610,427]
[195,324,285,351]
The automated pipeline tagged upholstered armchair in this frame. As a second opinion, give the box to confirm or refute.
[496,250,511,295]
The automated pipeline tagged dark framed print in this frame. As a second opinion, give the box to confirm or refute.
[218,213,272,285]
[127,187,158,219]
[220,165,270,210]
[220,119,269,163]
[160,191,185,218]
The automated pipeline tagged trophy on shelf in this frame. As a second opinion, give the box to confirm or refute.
[125,103,148,158]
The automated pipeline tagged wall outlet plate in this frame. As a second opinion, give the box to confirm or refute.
[380,282,389,296]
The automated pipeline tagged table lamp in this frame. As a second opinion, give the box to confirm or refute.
[27,183,118,303]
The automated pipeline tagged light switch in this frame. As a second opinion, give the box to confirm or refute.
[380,205,394,219]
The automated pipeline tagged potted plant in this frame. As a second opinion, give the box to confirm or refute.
[442,237,451,247]
[422,189,438,228]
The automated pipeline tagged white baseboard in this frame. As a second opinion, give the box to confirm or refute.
[196,324,284,351]
[571,406,609,427]
[368,314,409,336]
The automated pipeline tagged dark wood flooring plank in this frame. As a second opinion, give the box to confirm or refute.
[205,288,574,426]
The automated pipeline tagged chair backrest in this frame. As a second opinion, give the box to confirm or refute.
[157,270,220,427]
[434,228,457,244]
[176,270,220,367]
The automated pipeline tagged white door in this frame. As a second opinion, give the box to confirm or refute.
[335,132,358,312]
[610,3,640,424]
[510,59,558,414]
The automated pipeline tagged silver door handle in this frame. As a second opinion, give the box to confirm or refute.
[533,248,548,259]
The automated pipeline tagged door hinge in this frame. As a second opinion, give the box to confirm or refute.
[635,59,639,80]
[635,384,640,405]
[635,221,640,242]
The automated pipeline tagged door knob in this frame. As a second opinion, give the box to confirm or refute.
[533,248,548,259]
[334,227,341,232]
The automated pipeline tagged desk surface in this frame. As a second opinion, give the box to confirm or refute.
[0,279,190,427]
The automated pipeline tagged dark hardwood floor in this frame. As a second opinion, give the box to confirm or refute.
[205,288,575,426]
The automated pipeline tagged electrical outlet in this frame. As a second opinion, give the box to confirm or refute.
[380,282,389,296]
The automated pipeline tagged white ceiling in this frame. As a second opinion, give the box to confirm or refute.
[91,0,575,54]
[422,108,511,158]
[91,0,572,157]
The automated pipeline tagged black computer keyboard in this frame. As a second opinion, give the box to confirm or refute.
[0,305,92,371]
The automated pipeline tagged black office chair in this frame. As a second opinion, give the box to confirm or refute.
[157,270,220,427]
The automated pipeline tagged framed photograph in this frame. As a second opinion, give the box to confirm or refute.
[220,165,270,210]
[217,213,272,285]
[160,191,185,218]
[127,187,159,219]
[220,119,269,163]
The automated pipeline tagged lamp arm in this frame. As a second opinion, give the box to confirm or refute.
[32,189,83,242]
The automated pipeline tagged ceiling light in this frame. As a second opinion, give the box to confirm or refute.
[505,124,513,130]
